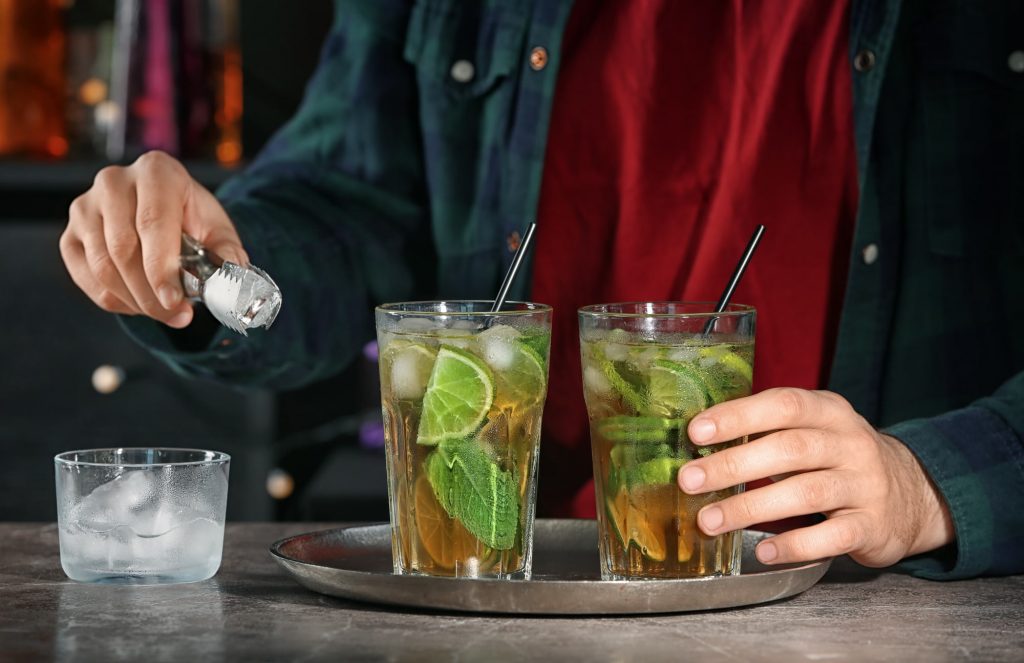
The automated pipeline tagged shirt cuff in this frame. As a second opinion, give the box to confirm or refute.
[885,405,1024,580]
[117,314,251,382]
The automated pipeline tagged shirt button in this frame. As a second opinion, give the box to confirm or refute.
[450,59,475,83]
[506,231,522,253]
[862,243,879,265]
[853,49,876,72]
[529,46,548,71]
[1008,50,1024,74]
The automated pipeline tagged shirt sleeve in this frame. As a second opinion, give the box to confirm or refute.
[119,1,430,390]
[885,371,1024,580]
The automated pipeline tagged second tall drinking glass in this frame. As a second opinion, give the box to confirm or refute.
[579,303,756,580]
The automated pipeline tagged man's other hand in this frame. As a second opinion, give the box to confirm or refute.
[678,388,955,567]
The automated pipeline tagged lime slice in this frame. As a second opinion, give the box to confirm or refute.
[520,330,551,359]
[416,345,495,445]
[382,340,437,401]
[647,359,709,419]
[610,442,673,470]
[699,345,753,402]
[598,415,684,443]
[699,346,753,383]
[605,485,667,562]
[621,456,683,487]
[493,341,548,411]
[605,485,630,550]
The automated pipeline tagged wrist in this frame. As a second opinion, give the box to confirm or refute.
[882,434,955,557]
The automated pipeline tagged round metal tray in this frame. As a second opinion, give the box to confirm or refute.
[270,519,831,615]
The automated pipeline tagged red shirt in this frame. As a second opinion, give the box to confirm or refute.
[531,0,859,517]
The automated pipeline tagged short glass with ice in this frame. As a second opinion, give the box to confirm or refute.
[55,448,229,584]
[579,303,755,580]
[376,301,551,579]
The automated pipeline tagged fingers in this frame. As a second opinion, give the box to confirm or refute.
[695,470,855,536]
[132,152,189,310]
[679,428,840,494]
[754,513,870,565]
[185,181,249,266]
[689,388,853,445]
[59,231,136,315]
[61,150,240,328]
[63,193,137,314]
[89,163,192,327]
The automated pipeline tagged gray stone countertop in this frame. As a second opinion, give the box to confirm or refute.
[1,522,1022,661]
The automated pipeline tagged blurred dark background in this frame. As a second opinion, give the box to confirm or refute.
[0,0,389,522]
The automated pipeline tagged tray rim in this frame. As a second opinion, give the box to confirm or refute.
[269,520,833,614]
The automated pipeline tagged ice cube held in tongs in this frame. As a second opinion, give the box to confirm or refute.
[179,233,282,336]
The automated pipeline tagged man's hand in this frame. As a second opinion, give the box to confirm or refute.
[678,388,955,567]
[60,150,248,328]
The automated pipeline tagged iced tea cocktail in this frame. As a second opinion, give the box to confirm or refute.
[579,303,755,580]
[376,302,551,579]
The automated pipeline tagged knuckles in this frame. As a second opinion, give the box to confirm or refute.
[717,450,747,484]
[779,429,815,462]
[96,290,125,313]
[833,520,865,554]
[134,204,163,232]
[105,230,140,263]
[92,165,125,193]
[68,195,90,223]
[133,150,185,179]
[798,475,839,512]
[773,387,808,422]
[58,228,76,256]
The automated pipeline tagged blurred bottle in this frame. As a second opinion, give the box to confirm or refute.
[65,0,116,157]
[107,0,241,163]
[0,0,68,159]
[207,0,242,165]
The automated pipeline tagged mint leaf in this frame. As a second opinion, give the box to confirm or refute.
[598,355,648,414]
[520,330,551,360]
[425,439,519,550]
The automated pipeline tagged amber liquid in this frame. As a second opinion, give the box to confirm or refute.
[592,433,742,579]
[581,336,753,580]
[379,329,547,579]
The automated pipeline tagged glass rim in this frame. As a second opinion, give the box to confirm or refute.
[376,300,552,316]
[578,301,755,319]
[54,448,231,468]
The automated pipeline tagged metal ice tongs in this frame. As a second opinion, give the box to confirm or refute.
[179,233,283,335]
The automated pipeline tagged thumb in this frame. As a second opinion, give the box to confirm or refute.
[183,179,250,266]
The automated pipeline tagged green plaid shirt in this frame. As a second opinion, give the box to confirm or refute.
[123,0,1024,579]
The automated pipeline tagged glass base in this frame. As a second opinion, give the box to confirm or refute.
[392,564,531,581]
[600,569,736,581]
[61,561,221,585]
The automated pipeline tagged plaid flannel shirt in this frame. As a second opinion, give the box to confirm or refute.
[122,0,1024,579]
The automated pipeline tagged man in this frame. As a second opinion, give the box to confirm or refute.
[60,0,1023,578]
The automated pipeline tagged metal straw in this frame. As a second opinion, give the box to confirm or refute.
[702,224,765,336]
[491,222,537,313]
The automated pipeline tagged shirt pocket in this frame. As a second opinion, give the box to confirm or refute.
[403,0,527,101]
[913,2,1024,257]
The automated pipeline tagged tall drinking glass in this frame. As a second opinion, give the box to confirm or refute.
[375,301,552,579]
[579,303,755,580]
